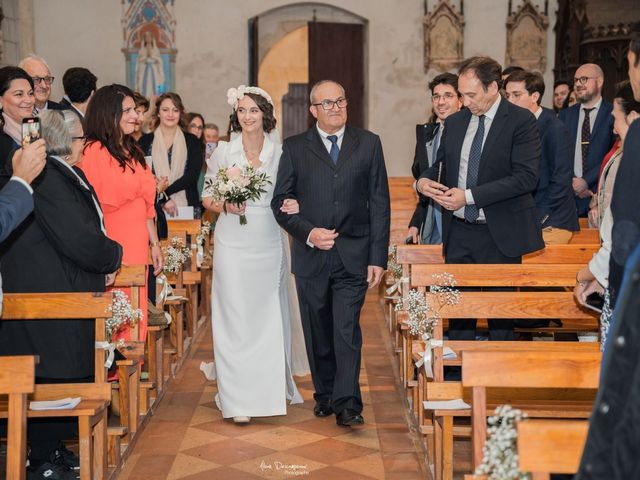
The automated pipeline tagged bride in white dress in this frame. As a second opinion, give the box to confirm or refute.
[201,86,309,423]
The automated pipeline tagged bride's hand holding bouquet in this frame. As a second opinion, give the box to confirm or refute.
[203,164,270,225]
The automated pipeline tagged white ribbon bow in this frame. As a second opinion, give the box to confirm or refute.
[415,337,443,379]
[95,339,125,369]
[385,276,410,299]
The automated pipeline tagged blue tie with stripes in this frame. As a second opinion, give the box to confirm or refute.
[327,135,339,164]
[464,115,485,222]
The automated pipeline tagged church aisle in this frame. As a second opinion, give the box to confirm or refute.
[117,290,428,479]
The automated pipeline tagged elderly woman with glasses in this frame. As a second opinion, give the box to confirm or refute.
[0,109,122,476]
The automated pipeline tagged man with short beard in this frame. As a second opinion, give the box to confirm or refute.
[559,63,615,217]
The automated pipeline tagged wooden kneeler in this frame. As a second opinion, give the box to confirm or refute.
[0,355,36,480]
[1,293,113,480]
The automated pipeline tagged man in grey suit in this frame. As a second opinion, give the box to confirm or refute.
[0,139,46,314]
[272,80,390,426]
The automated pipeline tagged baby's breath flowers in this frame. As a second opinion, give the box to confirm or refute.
[162,236,192,274]
[106,290,143,340]
[475,405,530,480]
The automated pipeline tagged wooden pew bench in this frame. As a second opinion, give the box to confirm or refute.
[1,292,113,480]
[463,349,600,471]
[421,342,598,480]
[517,419,589,479]
[0,355,36,480]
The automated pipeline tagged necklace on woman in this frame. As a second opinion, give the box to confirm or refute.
[243,141,263,168]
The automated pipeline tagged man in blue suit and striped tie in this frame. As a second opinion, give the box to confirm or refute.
[559,63,616,217]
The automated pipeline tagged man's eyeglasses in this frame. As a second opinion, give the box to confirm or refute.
[573,76,596,86]
[32,76,55,86]
[312,98,348,111]
[72,136,86,141]
[189,123,204,130]
[431,93,457,102]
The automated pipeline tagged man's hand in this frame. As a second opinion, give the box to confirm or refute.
[572,177,589,196]
[309,228,338,250]
[280,198,299,215]
[367,265,384,289]
[578,189,593,199]
[408,226,419,244]
[434,187,466,211]
[12,139,46,184]
[416,178,448,199]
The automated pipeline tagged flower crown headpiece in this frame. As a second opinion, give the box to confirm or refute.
[227,85,274,111]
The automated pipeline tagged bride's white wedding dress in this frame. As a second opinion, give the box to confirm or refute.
[202,133,308,418]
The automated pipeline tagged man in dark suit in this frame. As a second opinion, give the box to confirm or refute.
[417,56,544,340]
[271,80,390,426]
[408,73,462,244]
[559,63,615,217]
[0,140,46,315]
[504,70,579,244]
[60,67,97,121]
[19,55,64,113]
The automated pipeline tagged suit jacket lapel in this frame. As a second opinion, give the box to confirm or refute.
[450,110,471,186]
[335,126,359,172]
[591,102,609,137]
[479,98,509,171]
[306,128,335,170]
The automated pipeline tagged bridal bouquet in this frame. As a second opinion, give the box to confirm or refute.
[203,164,270,225]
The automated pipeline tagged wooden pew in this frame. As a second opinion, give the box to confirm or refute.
[0,356,36,480]
[569,228,599,244]
[462,349,600,470]
[112,266,146,444]
[1,292,113,480]
[517,419,589,479]
[168,220,204,333]
[423,342,598,480]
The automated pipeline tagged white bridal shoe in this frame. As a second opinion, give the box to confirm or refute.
[233,416,251,424]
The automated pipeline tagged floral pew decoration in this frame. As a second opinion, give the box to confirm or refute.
[195,220,212,268]
[96,290,143,369]
[384,245,406,299]
[395,272,460,378]
[475,405,530,480]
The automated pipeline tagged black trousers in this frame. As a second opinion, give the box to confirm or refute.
[295,249,368,414]
[444,218,520,341]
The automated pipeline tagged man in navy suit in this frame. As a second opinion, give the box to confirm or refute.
[272,80,390,427]
[504,70,579,244]
[0,140,46,315]
[417,56,544,340]
[559,63,615,217]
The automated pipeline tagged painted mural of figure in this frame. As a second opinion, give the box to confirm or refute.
[136,31,164,97]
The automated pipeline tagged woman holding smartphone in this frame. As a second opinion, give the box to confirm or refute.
[0,66,38,158]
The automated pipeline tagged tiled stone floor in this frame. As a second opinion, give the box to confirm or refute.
[117,291,429,479]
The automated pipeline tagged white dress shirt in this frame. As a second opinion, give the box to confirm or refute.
[573,97,603,177]
[455,94,502,222]
[316,124,345,154]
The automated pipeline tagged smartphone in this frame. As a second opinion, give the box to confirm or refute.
[21,117,41,148]
[583,292,604,314]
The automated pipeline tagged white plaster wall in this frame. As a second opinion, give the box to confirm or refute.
[33,0,123,99]
[31,0,556,176]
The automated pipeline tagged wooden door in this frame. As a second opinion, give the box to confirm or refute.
[308,22,365,128]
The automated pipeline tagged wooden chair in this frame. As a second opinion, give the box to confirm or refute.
[1,292,113,480]
[462,349,600,470]
[569,228,599,244]
[517,419,589,479]
[0,356,36,480]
